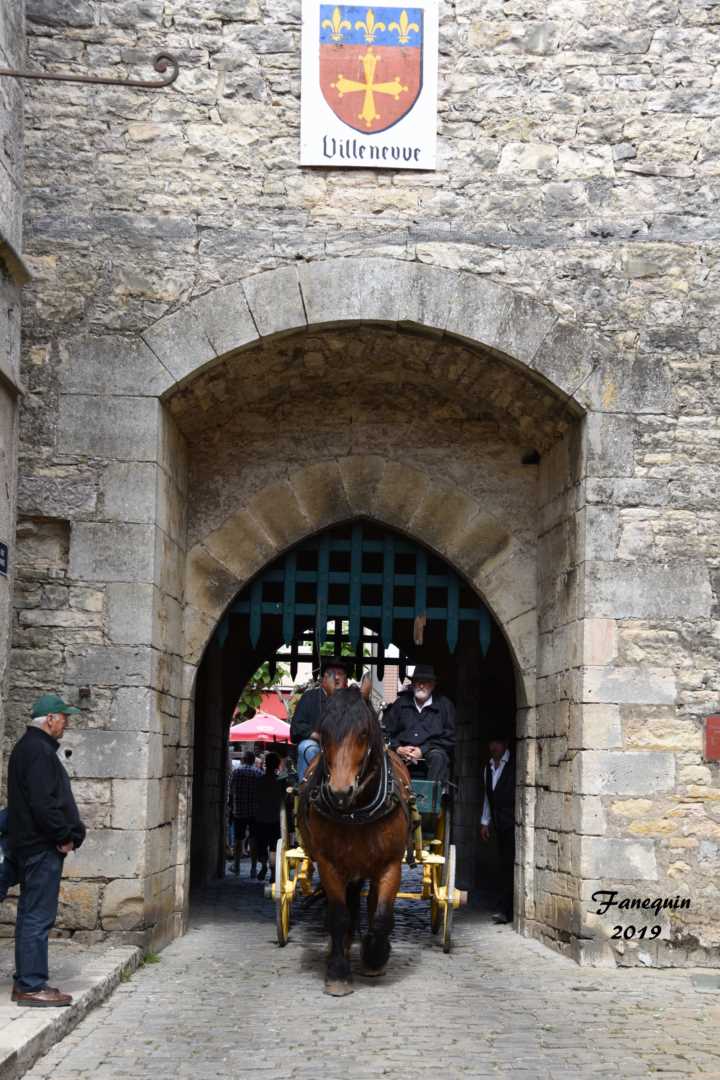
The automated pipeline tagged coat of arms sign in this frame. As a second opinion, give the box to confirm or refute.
[301,1,438,169]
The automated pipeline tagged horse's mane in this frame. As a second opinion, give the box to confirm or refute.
[320,687,384,756]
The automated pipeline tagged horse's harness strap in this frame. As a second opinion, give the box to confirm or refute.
[308,748,407,826]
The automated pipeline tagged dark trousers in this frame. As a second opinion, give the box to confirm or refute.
[424,747,450,782]
[496,825,515,921]
[232,817,255,871]
[15,848,63,992]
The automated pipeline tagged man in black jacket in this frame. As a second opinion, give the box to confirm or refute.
[7,693,86,1007]
[480,733,516,924]
[383,664,455,781]
[290,657,349,781]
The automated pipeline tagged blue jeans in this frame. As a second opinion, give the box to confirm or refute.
[15,848,63,992]
[297,739,321,782]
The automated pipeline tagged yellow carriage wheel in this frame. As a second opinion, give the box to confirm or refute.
[430,862,441,933]
[442,844,456,954]
[275,836,291,947]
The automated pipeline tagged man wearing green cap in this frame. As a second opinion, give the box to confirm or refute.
[6,693,86,1007]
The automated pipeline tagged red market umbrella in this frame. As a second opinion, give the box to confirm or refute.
[259,691,288,721]
[229,711,292,744]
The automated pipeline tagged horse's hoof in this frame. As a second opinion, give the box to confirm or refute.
[360,965,387,978]
[324,980,354,997]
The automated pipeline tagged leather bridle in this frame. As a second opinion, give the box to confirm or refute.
[308,740,407,826]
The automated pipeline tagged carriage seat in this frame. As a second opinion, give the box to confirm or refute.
[409,776,444,816]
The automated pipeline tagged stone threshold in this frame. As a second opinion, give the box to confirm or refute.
[0,941,142,1080]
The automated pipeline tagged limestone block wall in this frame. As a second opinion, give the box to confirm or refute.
[0,0,24,775]
[6,402,188,946]
[528,428,585,955]
[7,0,720,966]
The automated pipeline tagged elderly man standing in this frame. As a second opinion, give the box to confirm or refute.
[290,656,349,782]
[383,664,455,781]
[7,694,86,1007]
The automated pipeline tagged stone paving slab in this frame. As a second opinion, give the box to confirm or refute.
[0,940,141,1080]
[19,865,720,1079]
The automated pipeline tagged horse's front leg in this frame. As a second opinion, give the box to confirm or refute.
[362,861,401,976]
[317,857,353,996]
[346,879,364,958]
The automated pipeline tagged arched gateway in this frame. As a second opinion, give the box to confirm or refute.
[190,518,518,896]
[41,256,689,968]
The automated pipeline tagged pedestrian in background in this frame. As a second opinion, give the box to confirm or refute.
[7,694,86,1006]
[252,752,284,883]
[229,750,260,877]
[480,733,516,925]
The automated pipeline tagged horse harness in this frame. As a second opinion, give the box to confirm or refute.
[305,745,410,827]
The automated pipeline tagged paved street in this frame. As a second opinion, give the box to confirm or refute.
[23,866,720,1080]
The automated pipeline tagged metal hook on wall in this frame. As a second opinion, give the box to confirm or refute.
[0,52,179,89]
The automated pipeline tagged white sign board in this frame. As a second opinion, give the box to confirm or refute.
[300,1,438,170]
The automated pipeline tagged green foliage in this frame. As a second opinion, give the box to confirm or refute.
[319,621,371,659]
[236,661,289,719]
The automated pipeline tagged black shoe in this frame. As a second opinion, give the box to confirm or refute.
[491,912,510,924]
[257,865,267,881]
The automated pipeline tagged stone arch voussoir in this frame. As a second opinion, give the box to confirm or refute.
[183,457,537,704]
[141,259,608,408]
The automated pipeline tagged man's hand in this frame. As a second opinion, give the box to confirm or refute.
[397,745,422,763]
[480,825,490,843]
[57,841,74,854]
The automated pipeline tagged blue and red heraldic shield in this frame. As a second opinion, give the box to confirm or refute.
[319,5,423,135]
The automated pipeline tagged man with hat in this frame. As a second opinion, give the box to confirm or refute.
[480,732,515,924]
[6,693,86,1006]
[290,656,349,781]
[382,664,455,781]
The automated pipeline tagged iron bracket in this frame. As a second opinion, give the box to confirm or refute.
[0,52,179,89]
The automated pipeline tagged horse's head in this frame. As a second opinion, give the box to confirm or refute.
[319,683,380,812]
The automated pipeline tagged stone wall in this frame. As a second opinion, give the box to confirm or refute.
[0,0,24,779]
[8,0,720,965]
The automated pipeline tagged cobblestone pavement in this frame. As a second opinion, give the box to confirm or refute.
[23,863,720,1080]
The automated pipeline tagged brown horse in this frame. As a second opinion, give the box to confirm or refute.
[298,685,411,996]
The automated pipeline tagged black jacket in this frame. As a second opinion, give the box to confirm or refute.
[485,754,515,833]
[290,686,327,745]
[383,690,456,756]
[7,726,86,856]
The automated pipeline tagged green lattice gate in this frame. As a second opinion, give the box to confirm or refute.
[221,521,491,678]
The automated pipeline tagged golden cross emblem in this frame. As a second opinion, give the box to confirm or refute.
[331,50,408,129]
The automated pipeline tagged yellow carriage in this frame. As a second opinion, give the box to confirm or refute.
[268,778,467,953]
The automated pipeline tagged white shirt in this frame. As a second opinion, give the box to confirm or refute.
[481,750,510,826]
[414,694,433,713]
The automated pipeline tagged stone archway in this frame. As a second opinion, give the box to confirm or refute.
[46,257,638,962]
[183,456,533,681]
[150,266,593,954]
[189,516,520,900]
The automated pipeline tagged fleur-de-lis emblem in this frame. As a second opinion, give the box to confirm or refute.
[355,9,386,43]
[388,9,419,44]
[322,5,351,41]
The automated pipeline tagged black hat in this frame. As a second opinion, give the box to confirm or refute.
[488,731,511,745]
[321,655,351,675]
[411,663,437,683]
